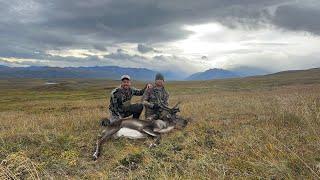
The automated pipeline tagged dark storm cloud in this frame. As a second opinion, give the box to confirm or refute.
[201,56,208,60]
[0,0,319,67]
[137,44,152,53]
[273,4,320,35]
[104,50,145,60]
[137,44,160,53]
[92,44,108,51]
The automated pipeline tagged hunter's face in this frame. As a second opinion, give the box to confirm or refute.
[155,80,164,87]
[121,79,131,89]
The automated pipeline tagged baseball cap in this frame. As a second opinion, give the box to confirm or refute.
[121,74,131,81]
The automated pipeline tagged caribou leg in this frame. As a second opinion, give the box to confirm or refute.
[149,135,161,148]
[142,127,158,137]
[140,126,162,148]
[93,127,119,160]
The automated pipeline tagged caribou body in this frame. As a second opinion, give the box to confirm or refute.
[93,101,188,160]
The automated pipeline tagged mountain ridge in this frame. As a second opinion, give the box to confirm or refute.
[1,65,319,81]
[0,65,167,80]
[186,68,240,80]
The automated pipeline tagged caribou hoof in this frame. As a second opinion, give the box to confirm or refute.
[92,151,99,161]
[149,143,157,148]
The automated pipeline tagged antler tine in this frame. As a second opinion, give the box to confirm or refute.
[173,101,182,109]
[156,96,171,110]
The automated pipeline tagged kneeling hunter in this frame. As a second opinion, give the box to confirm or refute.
[108,75,151,125]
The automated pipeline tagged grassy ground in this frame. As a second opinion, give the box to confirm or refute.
[0,75,320,179]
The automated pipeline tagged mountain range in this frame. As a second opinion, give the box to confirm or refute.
[0,65,280,81]
[186,68,239,80]
[0,65,189,80]
[185,66,272,81]
[0,65,161,81]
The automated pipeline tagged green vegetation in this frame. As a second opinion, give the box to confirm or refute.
[1,70,320,179]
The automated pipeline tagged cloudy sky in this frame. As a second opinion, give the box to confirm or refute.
[0,0,320,75]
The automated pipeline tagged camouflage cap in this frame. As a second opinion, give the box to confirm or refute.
[121,74,131,81]
[155,73,164,81]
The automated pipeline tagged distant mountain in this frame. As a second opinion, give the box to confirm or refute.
[0,65,8,69]
[227,66,271,77]
[161,70,187,81]
[263,68,320,78]
[186,68,240,80]
[0,66,163,80]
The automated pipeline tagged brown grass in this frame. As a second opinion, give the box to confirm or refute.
[0,78,320,179]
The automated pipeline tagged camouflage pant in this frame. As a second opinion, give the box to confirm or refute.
[122,103,143,119]
[109,103,143,125]
[144,108,159,121]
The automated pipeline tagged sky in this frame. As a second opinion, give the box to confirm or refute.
[0,0,320,75]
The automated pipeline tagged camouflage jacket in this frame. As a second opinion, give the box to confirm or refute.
[109,86,146,116]
[142,86,169,108]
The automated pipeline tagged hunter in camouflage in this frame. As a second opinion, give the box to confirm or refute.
[108,75,152,125]
[142,73,169,120]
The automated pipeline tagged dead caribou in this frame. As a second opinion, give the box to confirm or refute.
[93,101,189,160]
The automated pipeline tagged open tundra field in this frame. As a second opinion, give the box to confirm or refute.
[1,70,320,179]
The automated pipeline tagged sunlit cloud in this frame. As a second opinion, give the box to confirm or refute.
[169,22,320,72]
[46,49,109,59]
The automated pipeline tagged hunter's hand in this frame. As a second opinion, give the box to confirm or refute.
[146,83,153,89]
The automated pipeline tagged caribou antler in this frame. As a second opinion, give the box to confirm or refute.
[173,101,182,109]
[156,96,180,113]
[156,96,170,110]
